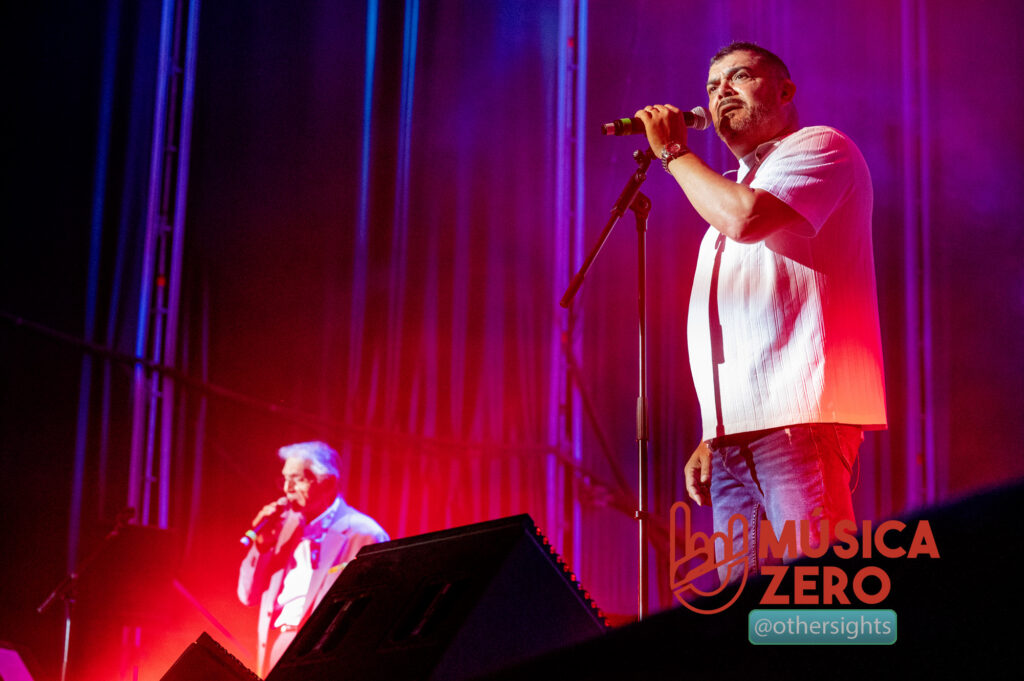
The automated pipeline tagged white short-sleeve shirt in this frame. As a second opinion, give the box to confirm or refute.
[687,126,887,440]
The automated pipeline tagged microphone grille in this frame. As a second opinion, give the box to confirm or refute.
[690,106,711,131]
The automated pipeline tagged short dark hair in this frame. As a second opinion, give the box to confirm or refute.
[710,41,790,80]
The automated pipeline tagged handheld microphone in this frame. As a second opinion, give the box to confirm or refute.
[601,106,711,136]
[240,497,288,547]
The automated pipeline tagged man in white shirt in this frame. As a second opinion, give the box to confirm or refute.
[635,42,886,582]
[238,441,389,675]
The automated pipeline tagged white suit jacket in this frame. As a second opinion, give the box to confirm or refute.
[237,498,388,675]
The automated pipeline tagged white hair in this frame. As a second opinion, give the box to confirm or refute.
[277,441,341,479]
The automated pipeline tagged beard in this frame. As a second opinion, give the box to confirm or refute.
[715,99,774,147]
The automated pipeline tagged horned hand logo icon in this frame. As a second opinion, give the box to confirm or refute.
[670,502,750,614]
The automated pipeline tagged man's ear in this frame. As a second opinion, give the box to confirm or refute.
[780,78,796,103]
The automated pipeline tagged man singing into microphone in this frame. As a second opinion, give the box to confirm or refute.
[237,441,388,675]
[635,42,886,582]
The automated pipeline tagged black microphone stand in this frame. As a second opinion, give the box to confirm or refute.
[37,508,136,681]
[561,147,655,621]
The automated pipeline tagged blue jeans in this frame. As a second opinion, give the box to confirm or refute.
[709,423,861,585]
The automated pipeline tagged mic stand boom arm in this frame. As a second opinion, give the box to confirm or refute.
[560,148,655,621]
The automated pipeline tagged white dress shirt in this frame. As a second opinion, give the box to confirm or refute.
[273,497,342,628]
[687,126,887,439]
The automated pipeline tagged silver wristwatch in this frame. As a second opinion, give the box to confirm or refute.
[660,142,689,173]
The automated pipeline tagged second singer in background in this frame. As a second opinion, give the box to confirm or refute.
[237,441,389,676]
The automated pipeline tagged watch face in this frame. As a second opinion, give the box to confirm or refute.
[664,142,682,156]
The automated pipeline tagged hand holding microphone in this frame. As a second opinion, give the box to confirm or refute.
[601,105,710,137]
[603,105,710,169]
[240,496,289,550]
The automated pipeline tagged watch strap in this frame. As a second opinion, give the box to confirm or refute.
[660,143,690,173]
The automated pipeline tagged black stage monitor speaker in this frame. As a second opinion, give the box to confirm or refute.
[476,481,1024,681]
[158,632,260,681]
[266,514,607,681]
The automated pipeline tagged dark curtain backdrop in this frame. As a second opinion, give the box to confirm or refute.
[4,1,1024,679]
